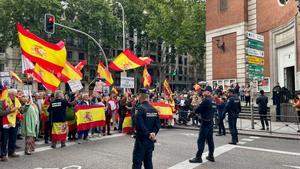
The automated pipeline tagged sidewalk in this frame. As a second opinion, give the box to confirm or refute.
[174,118,300,140]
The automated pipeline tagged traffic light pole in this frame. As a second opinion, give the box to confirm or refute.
[54,22,109,68]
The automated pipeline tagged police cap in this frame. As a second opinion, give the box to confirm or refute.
[138,88,150,95]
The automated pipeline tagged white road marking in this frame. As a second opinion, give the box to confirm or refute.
[167,144,235,169]
[241,138,254,142]
[283,165,300,169]
[238,141,246,145]
[235,145,300,156]
[249,136,260,139]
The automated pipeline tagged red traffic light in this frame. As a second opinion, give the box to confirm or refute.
[48,17,54,23]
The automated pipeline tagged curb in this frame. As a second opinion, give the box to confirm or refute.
[173,125,300,140]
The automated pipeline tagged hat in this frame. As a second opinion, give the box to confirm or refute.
[204,86,213,93]
[139,88,150,95]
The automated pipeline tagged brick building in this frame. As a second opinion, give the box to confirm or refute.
[206,0,300,94]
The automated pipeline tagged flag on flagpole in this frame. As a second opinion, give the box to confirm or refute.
[57,62,83,83]
[142,66,152,88]
[10,71,23,84]
[163,79,173,97]
[109,48,147,71]
[17,23,67,73]
[97,61,114,86]
[32,64,60,91]
[75,60,87,71]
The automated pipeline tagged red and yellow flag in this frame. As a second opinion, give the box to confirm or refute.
[32,64,60,91]
[150,102,173,119]
[109,48,146,71]
[97,61,114,86]
[10,71,23,84]
[75,60,87,71]
[139,57,153,65]
[17,23,67,73]
[122,113,133,134]
[51,122,68,142]
[75,105,106,132]
[2,97,22,128]
[142,66,152,88]
[0,85,8,101]
[58,62,83,83]
[163,79,173,97]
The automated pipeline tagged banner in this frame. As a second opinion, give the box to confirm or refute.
[75,105,106,132]
[51,122,68,142]
[150,102,173,120]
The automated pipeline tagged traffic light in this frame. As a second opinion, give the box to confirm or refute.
[171,69,177,76]
[44,14,55,34]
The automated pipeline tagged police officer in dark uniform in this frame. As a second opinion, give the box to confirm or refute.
[189,87,215,163]
[132,88,160,169]
[223,89,241,145]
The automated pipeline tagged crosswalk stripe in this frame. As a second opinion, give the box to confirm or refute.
[241,138,254,142]
[249,136,260,139]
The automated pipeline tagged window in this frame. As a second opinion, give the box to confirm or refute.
[0,64,4,71]
[278,0,289,6]
[178,76,182,81]
[79,52,85,60]
[179,66,183,74]
[184,68,187,75]
[184,58,187,66]
[67,51,73,60]
[0,47,5,53]
[78,37,84,48]
[179,56,183,64]
[220,0,228,12]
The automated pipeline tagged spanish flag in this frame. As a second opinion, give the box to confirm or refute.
[163,79,173,97]
[75,105,106,132]
[32,64,61,91]
[150,102,173,119]
[17,23,67,73]
[3,97,22,128]
[75,60,87,71]
[97,61,114,86]
[109,48,146,71]
[58,62,83,83]
[52,122,68,142]
[142,66,152,88]
[139,57,153,65]
[122,113,133,134]
[0,85,8,101]
[10,71,23,84]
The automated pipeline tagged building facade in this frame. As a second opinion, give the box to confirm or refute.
[206,0,300,94]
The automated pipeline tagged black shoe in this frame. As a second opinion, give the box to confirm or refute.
[228,142,237,145]
[206,156,215,162]
[61,144,66,148]
[17,136,23,140]
[266,127,269,131]
[260,128,265,130]
[189,157,202,163]
[51,144,56,149]
[114,127,118,131]
[45,140,49,144]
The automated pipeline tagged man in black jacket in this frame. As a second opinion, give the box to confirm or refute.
[256,90,269,130]
[189,87,215,163]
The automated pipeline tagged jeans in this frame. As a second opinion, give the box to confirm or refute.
[218,113,226,135]
[118,114,125,132]
[228,116,238,143]
[259,114,269,129]
[78,130,89,140]
[196,122,214,158]
[1,127,18,156]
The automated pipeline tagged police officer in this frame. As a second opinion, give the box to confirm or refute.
[223,89,241,145]
[132,88,160,169]
[189,87,215,163]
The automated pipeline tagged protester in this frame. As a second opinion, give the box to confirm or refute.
[216,97,226,136]
[256,90,269,130]
[244,84,251,107]
[77,93,90,144]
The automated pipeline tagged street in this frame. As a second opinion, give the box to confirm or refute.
[1,129,300,169]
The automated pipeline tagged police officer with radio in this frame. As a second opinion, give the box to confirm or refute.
[224,89,241,145]
[132,88,160,169]
[189,87,215,163]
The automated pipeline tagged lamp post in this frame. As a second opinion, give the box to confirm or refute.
[115,2,125,50]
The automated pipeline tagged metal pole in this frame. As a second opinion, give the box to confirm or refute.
[55,23,109,68]
[250,81,255,129]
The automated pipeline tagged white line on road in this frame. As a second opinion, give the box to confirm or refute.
[235,145,300,156]
[283,165,300,169]
[249,136,260,139]
[238,141,246,145]
[241,138,254,142]
[167,144,235,169]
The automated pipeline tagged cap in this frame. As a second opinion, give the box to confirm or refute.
[204,86,213,93]
[139,88,150,95]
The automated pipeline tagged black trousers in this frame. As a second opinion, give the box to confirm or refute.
[103,113,112,134]
[196,122,214,158]
[132,138,154,169]
[44,121,51,142]
[1,127,17,156]
[259,113,269,129]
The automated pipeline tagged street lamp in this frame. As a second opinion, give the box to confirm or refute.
[114,2,125,50]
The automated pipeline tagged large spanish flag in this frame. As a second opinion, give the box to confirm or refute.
[142,66,152,88]
[109,48,146,71]
[17,23,66,73]
[52,122,68,142]
[97,61,114,86]
[2,97,22,128]
[32,64,61,91]
[58,62,83,83]
[150,102,173,119]
[75,105,106,132]
[122,113,132,134]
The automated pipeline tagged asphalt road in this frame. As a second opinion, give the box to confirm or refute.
[1,129,300,169]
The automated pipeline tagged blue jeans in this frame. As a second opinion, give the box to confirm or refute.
[1,127,18,156]
[228,116,238,143]
[78,130,89,140]
[196,122,214,158]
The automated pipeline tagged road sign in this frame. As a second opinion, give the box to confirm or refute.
[247,56,264,65]
[247,64,264,73]
[247,32,264,42]
[120,77,134,89]
[247,39,264,50]
[246,48,264,57]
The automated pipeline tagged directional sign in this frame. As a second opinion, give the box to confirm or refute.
[247,39,264,50]
[247,32,264,42]
[246,48,264,57]
[247,56,264,65]
[247,64,264,73]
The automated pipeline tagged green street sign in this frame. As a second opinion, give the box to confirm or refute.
[247,64,264,73]
[247,39,264,50]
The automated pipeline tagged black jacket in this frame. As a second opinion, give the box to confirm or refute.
[256,95,268,114]
[224,95,241,117]
[195,96,213,123]
[48,99,71,123]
